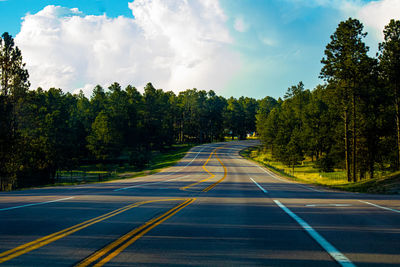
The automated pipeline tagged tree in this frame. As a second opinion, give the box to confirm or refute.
[379,19,400,168]
[320,18,370,182]
[0,32,30,190]
[87,111,122,161]
[256,96,278,145]
[224,97,246,139]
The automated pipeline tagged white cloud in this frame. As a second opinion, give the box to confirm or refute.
[234,16,249,32]
[357,0,400,40]
[15,1,241,95]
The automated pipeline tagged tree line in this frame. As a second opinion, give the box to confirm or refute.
[256,18,400,182]
[0,32,262,190]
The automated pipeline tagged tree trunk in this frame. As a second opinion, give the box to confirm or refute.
[344,109,351,182]
[352,93,357,182]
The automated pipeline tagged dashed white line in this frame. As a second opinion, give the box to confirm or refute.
[0,197,74,211]
[250,177,268,193]
[359,200,400,214]
[274,200,355,267]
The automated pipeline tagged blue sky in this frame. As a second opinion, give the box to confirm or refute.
[1,0,398,99]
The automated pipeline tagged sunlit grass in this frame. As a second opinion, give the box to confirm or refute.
[243,147,350,186]
[241,146,400,194]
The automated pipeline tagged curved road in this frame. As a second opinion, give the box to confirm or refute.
[0,140,399,266]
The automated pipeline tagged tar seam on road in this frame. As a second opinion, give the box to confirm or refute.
[75,198,195,267]
[273,200,355,267]
[0,198,188,264]
[0,197,74,212]
[250,177,268,193]
[114,145,209,191]
[359,200,400,213]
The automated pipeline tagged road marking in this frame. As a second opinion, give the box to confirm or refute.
[248,161,323,192]
[114,175,191,191]
[115,145,209,191]
[0,197,74,212]
[305,204,352,207]
[181,145,209,168]
[296,184,323,192]
[250,178,268,193]
[180,148,218,191]
[0,198,187,264]
[202,149,228,192]
[359,200,400,214]
[274,200,355,267]
[76,198,195,267]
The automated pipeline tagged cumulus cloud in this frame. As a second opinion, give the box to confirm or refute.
[357,0,400,40]
[234,16,249,32]
[15,0,241,95]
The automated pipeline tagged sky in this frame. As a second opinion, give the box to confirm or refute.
[0,0,399,99]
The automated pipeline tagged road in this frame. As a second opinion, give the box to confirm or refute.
[0,140,399,266]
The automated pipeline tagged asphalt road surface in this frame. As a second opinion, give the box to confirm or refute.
[0,140,399,266]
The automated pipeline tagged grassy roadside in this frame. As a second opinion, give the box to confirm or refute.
[241,145,400,194]
[32,144,195,189]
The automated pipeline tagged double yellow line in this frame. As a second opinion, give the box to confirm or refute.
[180,148,216,190]
[202,152,228,192]
[0,198,194,264]
[180,146,228,192]
[76,198,195,267]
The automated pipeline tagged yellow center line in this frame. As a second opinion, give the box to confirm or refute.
[180,145,228,192]
[180,149,216,190]
[0,198,188,264]
[202,149,228,192]
[76,198,195,267]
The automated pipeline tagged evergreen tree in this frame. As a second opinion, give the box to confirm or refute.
[320,18,370,182]
[379,19,400,168]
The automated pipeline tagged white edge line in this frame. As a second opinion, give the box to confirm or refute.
[359,200,400,214]
[250,177,268,193]
[305,204,352,207]
[296,184,323,193]
[0,197,74,211]
[249,161,323,193]
[114,145,209,191]
[114,175,188,191]
[273,200,355,267]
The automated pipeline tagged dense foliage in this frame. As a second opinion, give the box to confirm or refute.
[257,18,400,182]
[1,17,399,190]
[0,32,260,190]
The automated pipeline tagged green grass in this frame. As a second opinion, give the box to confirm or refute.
[335,171,400,194]
[241,146,400,194]
[52,144,195,186]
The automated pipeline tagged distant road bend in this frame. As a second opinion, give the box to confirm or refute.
[0,140,399,266]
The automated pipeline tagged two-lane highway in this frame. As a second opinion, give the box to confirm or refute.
[1,140,399,266]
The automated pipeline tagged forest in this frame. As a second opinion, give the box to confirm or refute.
[256,18,400,182]
[1,17,399,190]
[0,31,260,190]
